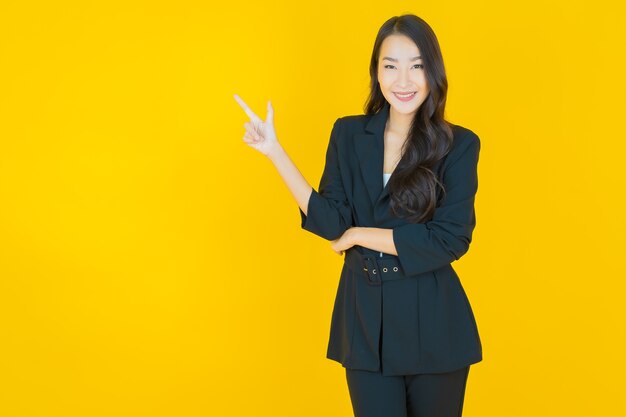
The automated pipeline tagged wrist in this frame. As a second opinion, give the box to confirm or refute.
[266,143,286,162]
[349,227,362,246]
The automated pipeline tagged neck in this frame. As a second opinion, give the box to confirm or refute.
[387,106,415,136]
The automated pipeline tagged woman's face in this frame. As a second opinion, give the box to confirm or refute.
[377,34,430,116]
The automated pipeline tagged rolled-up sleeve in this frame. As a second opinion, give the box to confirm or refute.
[299,118,353,241]
[392,132,481,277]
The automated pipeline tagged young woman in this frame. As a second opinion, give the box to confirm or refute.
[235,13,482,417]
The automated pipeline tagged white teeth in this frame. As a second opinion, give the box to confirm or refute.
[395,92,416,97]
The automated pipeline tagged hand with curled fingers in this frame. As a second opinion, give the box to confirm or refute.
[234,94,282,158]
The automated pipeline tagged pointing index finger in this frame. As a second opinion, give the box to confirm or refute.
[233,94,261,122]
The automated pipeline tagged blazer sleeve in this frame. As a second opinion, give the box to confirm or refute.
[392,131,481,277]
[299,118,353,241]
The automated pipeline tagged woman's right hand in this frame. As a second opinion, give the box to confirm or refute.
[234,94,281,157]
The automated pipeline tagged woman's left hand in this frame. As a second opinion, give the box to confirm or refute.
[331,227,359,256]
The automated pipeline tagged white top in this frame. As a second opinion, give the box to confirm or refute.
[383,173,392,187]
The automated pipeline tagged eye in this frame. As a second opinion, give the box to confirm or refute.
[383,64,424,69]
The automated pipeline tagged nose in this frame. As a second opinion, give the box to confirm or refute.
[397,67,411,87]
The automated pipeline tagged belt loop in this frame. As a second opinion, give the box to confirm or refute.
[362,256,381,285]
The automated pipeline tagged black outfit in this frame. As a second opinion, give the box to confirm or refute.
[346,365,470,417]
[298,102,482,415]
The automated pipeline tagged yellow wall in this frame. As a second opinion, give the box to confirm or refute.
[1,1,624,416]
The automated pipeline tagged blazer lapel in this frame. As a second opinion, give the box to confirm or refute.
[354,102,391,206]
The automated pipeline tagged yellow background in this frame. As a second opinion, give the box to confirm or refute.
[1,1,625,416]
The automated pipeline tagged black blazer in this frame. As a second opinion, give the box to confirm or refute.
[299,102,483,376]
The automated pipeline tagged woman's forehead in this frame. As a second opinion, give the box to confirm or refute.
[380,34,421,58]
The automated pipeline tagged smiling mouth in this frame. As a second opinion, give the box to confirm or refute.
[393,91,417,100]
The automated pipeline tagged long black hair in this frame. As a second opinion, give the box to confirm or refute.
[365,14,453,223]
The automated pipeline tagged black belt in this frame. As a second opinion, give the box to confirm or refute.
[344,247,407,285]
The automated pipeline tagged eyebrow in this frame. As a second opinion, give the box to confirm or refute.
[382,56,422,62]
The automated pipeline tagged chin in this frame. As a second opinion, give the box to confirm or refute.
[388,101,420,115]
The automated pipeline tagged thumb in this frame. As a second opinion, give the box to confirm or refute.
[266,100,274,125]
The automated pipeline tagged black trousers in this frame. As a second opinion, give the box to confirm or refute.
[345,365,471,417]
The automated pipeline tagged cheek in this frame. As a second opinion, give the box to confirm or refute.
[378,72,392,89]
[417,72,429,88]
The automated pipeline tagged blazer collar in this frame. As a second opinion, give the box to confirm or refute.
[355,101,391,206]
